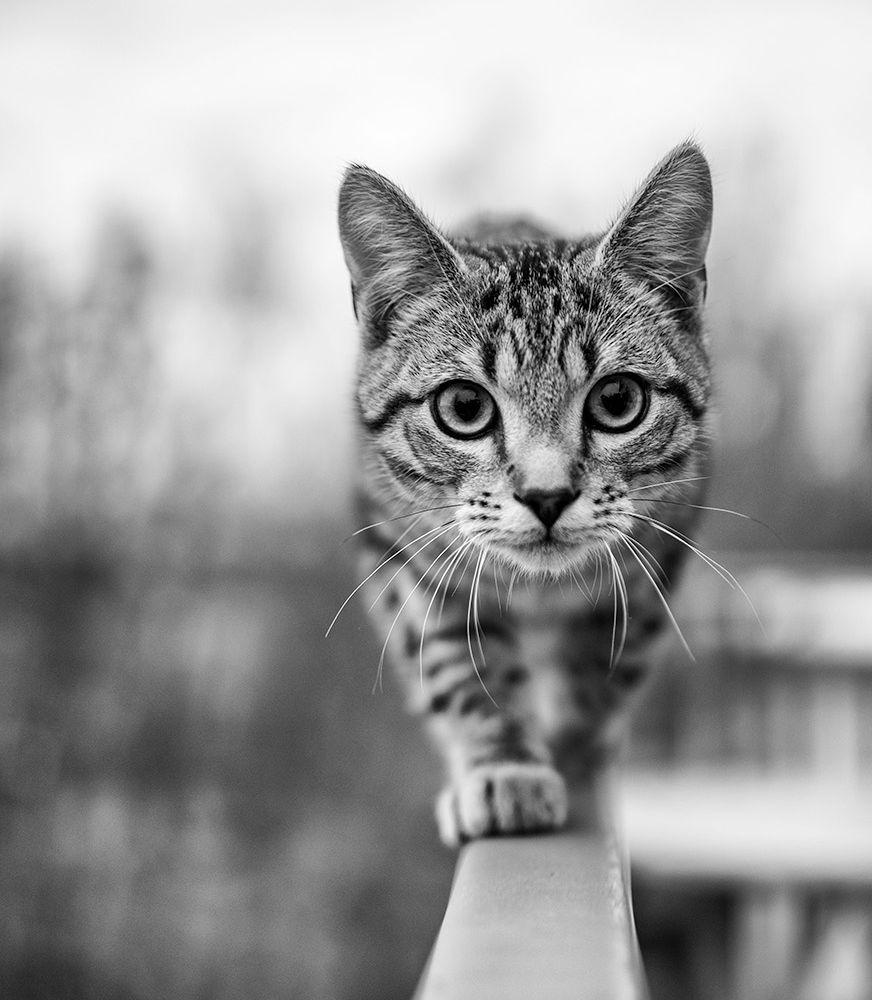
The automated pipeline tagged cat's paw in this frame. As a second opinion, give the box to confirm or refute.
[435,762,568,847]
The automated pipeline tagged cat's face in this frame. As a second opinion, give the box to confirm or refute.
[339,145,713,577]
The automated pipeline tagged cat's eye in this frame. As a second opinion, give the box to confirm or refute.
[431,381,497,439]
[585,374,648,432]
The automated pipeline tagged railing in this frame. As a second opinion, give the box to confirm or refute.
[414,793,648,1000]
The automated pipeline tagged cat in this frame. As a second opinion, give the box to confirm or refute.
[336,142,712,846]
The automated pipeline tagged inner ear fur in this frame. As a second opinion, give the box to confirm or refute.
[596,142,713,309]
[338,166,466,342]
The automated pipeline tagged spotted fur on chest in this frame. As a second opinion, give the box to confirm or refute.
[337,142,713,845]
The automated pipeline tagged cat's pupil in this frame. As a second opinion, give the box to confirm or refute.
[600,380,632,416]
[453,388,482,423]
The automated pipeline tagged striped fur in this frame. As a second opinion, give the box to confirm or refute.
[338,143,714,845]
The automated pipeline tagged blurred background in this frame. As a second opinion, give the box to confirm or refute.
[1,1,870,998]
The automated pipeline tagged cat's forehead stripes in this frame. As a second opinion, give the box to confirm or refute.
[458,243,711,427]
[461,241,606,424]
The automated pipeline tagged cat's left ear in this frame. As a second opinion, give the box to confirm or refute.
[595,142,713,310]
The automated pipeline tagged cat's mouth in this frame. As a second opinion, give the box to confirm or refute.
[490,533,604,575]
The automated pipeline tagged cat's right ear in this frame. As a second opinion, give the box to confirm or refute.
[338,166,466,344]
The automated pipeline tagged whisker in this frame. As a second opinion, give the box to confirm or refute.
[367,522,459,612]
[605,545,629,670]
[617,531,695,663]
[625,512,735,588]
[437,538,480,629]
[627,476,710,494]
[325,519,455,637]
[418,539,474,684]
[472,552,488,667]
[492,561,504,614]
[386,514,429,554]
[627,496,783,542]
[446,542,479,605]
[625,512,764,634]
[465,553,480,672]
[374,531,462,694]
[569,565,594,603]
[619,530,669,587]
[346,502,464,541]
[467,549,497,706]
[593,549,606,604]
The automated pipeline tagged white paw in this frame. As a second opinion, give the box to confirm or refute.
[435,762,568,847]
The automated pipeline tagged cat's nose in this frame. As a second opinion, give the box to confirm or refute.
[513,488,579,530]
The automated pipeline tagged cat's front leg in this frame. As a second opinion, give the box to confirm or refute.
[412,623,568,846]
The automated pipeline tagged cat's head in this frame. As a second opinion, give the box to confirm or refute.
[338,143,713,577]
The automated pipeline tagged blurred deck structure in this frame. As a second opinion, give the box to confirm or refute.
[628,556,872,1000]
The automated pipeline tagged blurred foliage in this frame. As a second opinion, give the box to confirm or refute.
[0,551,455,999]
[0,201,456,999]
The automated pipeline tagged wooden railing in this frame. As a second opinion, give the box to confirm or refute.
[414,802,648,1000]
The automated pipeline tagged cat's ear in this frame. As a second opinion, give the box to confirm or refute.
[338,166,466,343]
[595,142,713,310]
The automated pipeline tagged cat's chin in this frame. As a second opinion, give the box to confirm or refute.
[489,538,602,579]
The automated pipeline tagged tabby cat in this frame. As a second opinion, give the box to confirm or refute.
[336,143,713,846]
